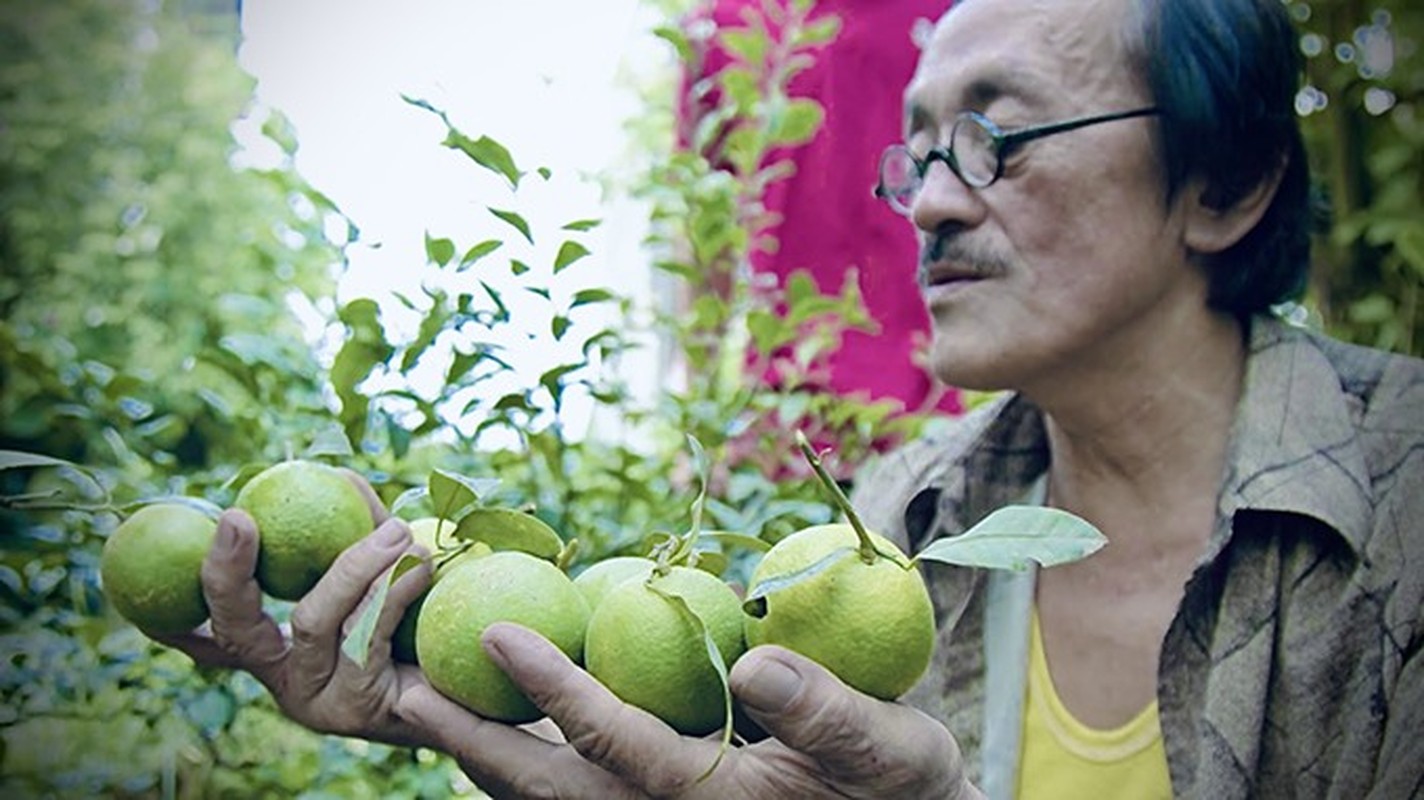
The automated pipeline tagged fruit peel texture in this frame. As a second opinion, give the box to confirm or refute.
[417,551,590,723]
[585,566,746,735]
[744,523,934,700]
[234,460,374,601]
[100,503,216,635]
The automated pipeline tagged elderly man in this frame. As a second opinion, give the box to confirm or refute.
[167,0,1423,797]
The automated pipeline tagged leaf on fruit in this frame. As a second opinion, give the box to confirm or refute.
[689,548,728,576]
[916,506,1107,571]
[646,581,733,781]
[741,546,854,617]
[452,507,562,560]
[221,463,270,494]
[428,469,500,519]
[341,553,425,668]
[699,531,772,554]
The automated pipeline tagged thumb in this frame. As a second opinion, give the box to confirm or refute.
[729,645,966,793]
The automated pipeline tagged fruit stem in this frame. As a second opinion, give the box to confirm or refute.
[796,431,877,564]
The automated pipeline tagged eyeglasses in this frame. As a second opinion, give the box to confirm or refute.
[874,107,1161,214]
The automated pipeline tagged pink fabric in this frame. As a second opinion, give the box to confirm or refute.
[683,0,960,416]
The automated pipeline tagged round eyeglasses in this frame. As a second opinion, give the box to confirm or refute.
[874,106,1160,215]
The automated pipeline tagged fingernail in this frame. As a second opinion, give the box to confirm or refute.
[737,653,802,713]
[483,626,512,671]
[213,519,238,555]
[373,521,410,548]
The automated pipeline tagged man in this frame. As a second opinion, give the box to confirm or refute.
[165,0,1423,797]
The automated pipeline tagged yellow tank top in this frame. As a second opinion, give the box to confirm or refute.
[1015,607,1173,799]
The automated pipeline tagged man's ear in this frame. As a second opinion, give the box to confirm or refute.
[1182,156,1287,255]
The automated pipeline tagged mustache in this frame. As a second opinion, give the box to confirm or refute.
[917,233,1011,285]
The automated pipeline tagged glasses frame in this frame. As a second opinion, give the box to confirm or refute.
[874,106,1161,213]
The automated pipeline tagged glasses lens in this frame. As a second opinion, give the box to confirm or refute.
[877,146,920,212]
[951,115,1000,187]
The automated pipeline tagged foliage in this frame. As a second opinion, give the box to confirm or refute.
[0,0,466,796]
[1294,0,1424,355]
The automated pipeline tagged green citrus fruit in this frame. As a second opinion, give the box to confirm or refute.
[743,523,934,700]
[416,550,590,723]
[392,517,491,664]
[572,556,656,611]
[584,566,746,735]
[100,503,217,635]
[233,460,374,601]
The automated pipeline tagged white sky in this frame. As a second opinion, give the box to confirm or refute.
[236,0,671,441]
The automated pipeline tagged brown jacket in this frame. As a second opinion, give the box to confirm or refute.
[852,317,1424,799]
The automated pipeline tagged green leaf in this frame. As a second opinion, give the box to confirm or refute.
[646,580,734,780]
[0,450,76,471]
[569,288,615,309]
[428,469,499,519]
[330,299,395,447]
[1395,228,1424,279]
[489,208,534,244]
[305,425,355,459]
[389,486,429,517]
[720,28,769,69]
[424,232,456,267]
[553,241,591,273]
[510,259,531,276]
[458,239,504,271]
[442,130,522,188]
[772,98,824,146]
[795,15,841,46]
[916,506,1107,571]
[453,507,562,559]
[221,463,269,494]
[401,292,451,373]
[652,24,693,63]
[118,495,225,520]
[561,218,602,232]
[480,280,510,323]
[741,546,855,617]
[551,315,572,341]
[699,531,772,554]
[341,553,425,668]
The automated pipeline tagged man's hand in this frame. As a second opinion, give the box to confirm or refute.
[407,623,982,799]
[155,472,442,746]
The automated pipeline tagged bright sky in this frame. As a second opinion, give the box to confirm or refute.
[236,0,672,441]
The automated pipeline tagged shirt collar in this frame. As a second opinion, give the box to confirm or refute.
[1216,316,1371,557]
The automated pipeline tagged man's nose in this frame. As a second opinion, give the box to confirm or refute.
[910,159,987,235]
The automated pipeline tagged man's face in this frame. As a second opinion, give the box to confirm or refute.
[903,0,1208,394]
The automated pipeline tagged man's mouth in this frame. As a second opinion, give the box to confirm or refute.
[919,264,988,289]
[918,236,1006,293]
